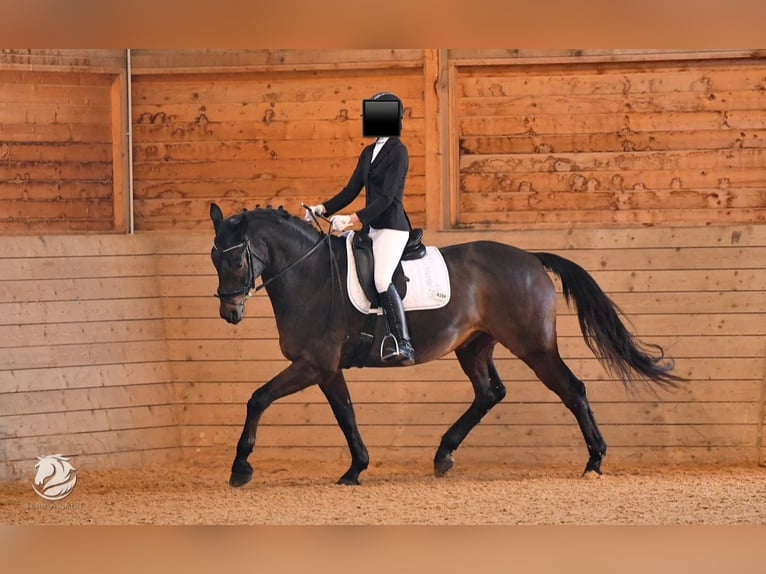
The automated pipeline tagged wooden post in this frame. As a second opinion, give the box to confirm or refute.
[446,57,460,229]
[424,49,448,231]
[110,69,130,233]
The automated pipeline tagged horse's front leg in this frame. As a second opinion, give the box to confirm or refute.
[230,360,328,487]
[319,371,369,485]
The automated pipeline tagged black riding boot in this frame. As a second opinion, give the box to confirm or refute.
[378,283,415,366]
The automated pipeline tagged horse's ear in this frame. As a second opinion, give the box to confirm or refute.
[210,203,224,231]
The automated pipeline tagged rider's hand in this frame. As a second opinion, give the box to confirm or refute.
[330,214,353,232]
[303,204,326,222]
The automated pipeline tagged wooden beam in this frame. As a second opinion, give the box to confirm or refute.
[111,69,130,233]
[423,49,444,231]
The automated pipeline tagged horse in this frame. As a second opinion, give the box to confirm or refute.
[209,202,683,487]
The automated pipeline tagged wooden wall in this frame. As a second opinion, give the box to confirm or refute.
[167,224,766,470]
[0,50,129,233]
[0,236,178,481]
[450,51,766,228]
[1,50,764,479]
[130,50,427,230]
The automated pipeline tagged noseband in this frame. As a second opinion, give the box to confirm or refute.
[213,238,262,305]
[213,234,331,305]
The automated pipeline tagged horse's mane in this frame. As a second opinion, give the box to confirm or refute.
[227,205,323,244]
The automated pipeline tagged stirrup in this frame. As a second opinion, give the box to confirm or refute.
[380,333,414,365]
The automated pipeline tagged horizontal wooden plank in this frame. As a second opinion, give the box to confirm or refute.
[458,91,766,116]
[459,111,766,137]
[0,181,113,201]
[133,194,426,224]
[0,199,114,222]
[0,81,113,106]
[131,155,425,181]
[177,379,758,411]
[179,422,758,449]
[459,169,766,194]
[0,50,125,72]
[0,277,162,304]
[164,313,766,341]
[0,102,112,125]
[0,382,175,417]
[132,137,425,163]
[1,448,180,481]
[0,235,157,257]
[427,225,766,250]
[100,225,766,254]
[0,319,167,348]
[132,68,424,105]
[180,444,760,468]
[169,357,761,384]
[0,405,178,439]
[180,401,762,428]
[0,298,165,325]
[0,255,157,281]
[0,362,172,392]
[460,189,766,214]
[1,427,179,462]
[132,117,425,142]
[132,101,424,130]
[163,336,763,364]
[162,290,766,321]
[0,161,113,183]
[149,246,766,280]
[459,130,766,155]
[460,149,766,175]
[130,49,424,72]
[179,379,764,406]
[161,265,766,294]
[457,62,766,97]
[0,121,112,143]
[0,340,169,370]
[457,208,766,228]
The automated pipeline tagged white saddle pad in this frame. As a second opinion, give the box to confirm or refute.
[344,232,451,315]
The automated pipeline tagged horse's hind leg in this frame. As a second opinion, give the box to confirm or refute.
[319,371,369,485]
[522,350,607,475]
[434,333,506,477]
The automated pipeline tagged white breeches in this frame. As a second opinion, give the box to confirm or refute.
[368,226,410,292]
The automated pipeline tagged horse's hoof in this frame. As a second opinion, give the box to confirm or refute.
[434,454,454,477]
[582,470,604,480]
[229,470,253,487]
[336,476,360,486]
[229,461,254,487]
[582,462,601,478]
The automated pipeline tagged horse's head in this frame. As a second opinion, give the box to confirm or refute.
[210,203,268,324]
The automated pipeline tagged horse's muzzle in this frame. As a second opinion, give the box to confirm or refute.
[219,302,244,324]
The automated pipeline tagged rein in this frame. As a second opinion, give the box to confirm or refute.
[214,233,331,304]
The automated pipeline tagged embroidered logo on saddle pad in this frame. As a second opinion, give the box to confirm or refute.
[344,232,451,314]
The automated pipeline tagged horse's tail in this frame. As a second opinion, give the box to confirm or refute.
[533,252,685,390]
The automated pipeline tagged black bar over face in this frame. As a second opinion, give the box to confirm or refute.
[362,99,402,137]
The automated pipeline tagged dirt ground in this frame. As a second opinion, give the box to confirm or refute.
[1,458,764,525]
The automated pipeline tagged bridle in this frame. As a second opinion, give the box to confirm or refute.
[213,234,331,305]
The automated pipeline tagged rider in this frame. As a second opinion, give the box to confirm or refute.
[304,91,415,365]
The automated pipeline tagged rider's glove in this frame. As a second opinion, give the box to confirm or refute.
[330,214,353,232]
[303,204,326,222]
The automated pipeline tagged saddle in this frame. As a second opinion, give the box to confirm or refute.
[351,228,426,308]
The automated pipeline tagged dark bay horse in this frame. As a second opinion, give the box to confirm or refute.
[209,203,683,487]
